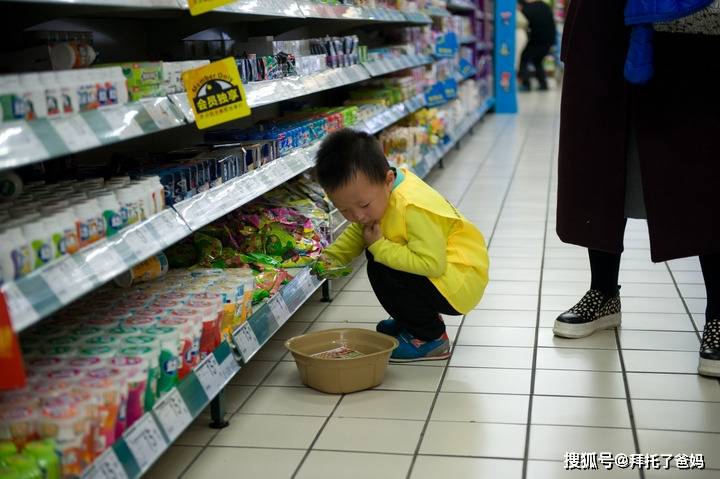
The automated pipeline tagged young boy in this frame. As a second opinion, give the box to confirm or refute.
[314,128,489,362]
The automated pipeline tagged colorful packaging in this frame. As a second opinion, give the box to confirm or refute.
[36,399,87,477]
[74,377,118,456]
[145,326,181,395]
[23,439,62,479]
[114,253,169,288]
[0,407,37,450]
[119,346,158,411]
[107,357,147,430]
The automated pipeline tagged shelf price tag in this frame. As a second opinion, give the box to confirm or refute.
[41,257,87,304]
[232,322,260,362]
[269,296,291,323]
[153,388,193,442]
[123,225,161,261]
[194,354,224,400]
[123,414,167,473]
[187,0,234,15]
[82,448,128,479]
[182,58,251,129]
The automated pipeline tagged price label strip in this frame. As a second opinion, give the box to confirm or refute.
[40,256,89,305]
[82,448,128,479]
[123,414,168,473]
[122,225,161,261]
[269,296,291,325]
[153,388,193,442]
[194,354,224,400]
[232,322,261,362]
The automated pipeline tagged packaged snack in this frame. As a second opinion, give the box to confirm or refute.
[107,357,147,429]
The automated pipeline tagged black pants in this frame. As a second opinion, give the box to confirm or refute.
[366,250,460,341]
[519,43,552,89]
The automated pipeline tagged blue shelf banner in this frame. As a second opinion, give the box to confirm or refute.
[458,58,475,79]
[425,82,447,107]
[443,78,458,101]
[435,31,459,58]
[494,0,518,113]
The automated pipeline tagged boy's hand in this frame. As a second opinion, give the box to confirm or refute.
[363,222,383,246]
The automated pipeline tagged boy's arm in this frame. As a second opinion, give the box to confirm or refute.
[322,222,365,265]
[368,206,448,278]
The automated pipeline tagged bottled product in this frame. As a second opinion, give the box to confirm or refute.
[38,72,62,118]
[22,220,54,268]
[96,192,122,237]
[1,227,34,278]
[20,73,47,121]
[145,325,181,395]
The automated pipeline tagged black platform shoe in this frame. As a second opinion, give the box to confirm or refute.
[698,318,720,378]
[553,288,622,339]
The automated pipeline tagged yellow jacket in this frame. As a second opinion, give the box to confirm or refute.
[324,168,489,313]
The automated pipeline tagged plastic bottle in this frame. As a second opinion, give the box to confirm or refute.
[145,325,181,395]
[77,69,97,112]
[42,213,64,260]
[19,73,47,120]
[111,67,129,106]
[115,187,138,227]
[74,200,102,248]
[55,208,79,255]
[0,76,26,122]
[21,220,52,269]
[93,69,109,108]
[96,192,122,237]
[38,72,62,118]
[2,454,41,479]
[56,70,79,116]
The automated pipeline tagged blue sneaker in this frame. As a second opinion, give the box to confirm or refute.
[376,318,403,337]
[390,331,451,362]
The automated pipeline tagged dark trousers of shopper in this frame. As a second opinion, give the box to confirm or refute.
[365,250,460,341]
[519,43,552,90]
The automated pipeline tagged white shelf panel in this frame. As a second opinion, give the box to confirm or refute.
[0,97,187,172]
[358,93,427,135]
[3,208,190,332]
[361,54,433,77]
[447,0,475,12]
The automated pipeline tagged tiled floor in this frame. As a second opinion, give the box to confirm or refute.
[149,91,720,479]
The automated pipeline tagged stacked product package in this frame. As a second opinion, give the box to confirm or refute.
[2,175,331,478]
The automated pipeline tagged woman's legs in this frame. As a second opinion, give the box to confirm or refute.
[698,254,720,376]
[589,249,622,296]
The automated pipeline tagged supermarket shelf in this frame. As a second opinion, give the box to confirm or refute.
[296,0,405,22]
[7,0,182,8]
[173,145,315,231]
[476,41,494,51]
[3,143,320,332]
[424,5,451,17]
[361,54,433,77]
[244,65,371,108]
[402,10,433,24]
[357,93,427,135]
[79,266,323,479]
[447,0,476,12]
[232,267,323,363]
[411,96,494,178]
[188,0,303,18]
[460,35,477,45]
[2,208,191,333]
[455,68,478,82]
[81,340,240,479]
[0,97,187,172]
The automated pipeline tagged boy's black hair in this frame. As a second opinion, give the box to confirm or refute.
[314,128,390,191]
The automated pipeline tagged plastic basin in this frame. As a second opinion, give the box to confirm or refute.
[285,328,399,394]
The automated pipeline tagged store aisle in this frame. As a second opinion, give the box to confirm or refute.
[149,91,720,479]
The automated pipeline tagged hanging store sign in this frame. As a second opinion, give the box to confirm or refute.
[182,57,251,129]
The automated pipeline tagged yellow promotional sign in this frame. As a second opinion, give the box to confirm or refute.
[182,57,251,130]
[187,0,235,16]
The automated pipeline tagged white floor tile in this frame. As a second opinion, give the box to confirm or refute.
[535,347,621,372]
[529,425,636,461]
[442,367,532,394]
[525,460,641,478]
[240,386,341,416]
[632,399,720,433]
[377,365,445,392]
[334,390,434,420]
[464,309,538,328]
[534,370,628,399]
[638,430,720,469]
[531,396,631,428]
[315,305,388,322]
[297,451,412,479]
[315,417,423,454]
[182,448,304,479]
[412,456,523,479]
[420,421,527,458]
[210,414,326,448]
[457,326,536,347]
[626,373,720,402]
[145,445,201,479]
[450,345,534,369]
[431,392,529,424]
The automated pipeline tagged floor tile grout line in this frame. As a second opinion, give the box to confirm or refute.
[522,94,559,479]
[289,395,345,478]
[614,328,645,479]
[405,111,522,479]
[665,263,704,341]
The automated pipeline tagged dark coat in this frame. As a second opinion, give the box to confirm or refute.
[556,0,720,262]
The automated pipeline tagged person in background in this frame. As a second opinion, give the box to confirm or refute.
[517,0,556,91]
[554,0,720,377]
[312,129,489,362]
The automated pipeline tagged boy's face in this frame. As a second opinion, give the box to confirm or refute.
[327,170,395,226]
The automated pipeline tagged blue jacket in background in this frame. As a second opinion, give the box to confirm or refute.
[624,0,713,83]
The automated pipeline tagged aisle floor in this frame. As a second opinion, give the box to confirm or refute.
[149,91,720,479]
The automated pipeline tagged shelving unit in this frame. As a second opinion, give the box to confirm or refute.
[0,1,498,478]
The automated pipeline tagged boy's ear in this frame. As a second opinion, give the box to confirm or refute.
[385,169,395,186]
